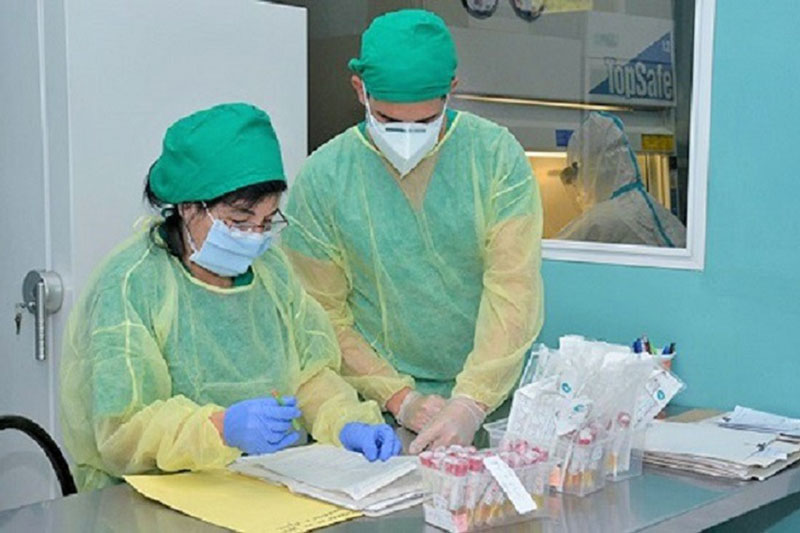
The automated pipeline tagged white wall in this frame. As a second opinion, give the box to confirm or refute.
[58,0,308,296]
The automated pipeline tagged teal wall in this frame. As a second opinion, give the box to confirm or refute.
[539,0,800,417]
[538,1,800,529]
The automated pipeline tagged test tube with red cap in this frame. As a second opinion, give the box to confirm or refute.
[444,456,469,511]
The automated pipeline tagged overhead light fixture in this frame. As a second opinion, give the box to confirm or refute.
[453,93,633,113]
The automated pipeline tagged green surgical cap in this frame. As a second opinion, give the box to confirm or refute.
[149,102,286,204]
[348,9,457,103]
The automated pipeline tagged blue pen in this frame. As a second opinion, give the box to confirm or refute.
[662,344,670,355]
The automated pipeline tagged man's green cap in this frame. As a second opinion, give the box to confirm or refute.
[348,9,457,103]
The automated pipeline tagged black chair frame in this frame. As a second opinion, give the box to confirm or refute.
[0,415,77,497]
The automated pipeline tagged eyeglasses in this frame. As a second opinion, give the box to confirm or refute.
[229,208,289,233]
[204,203,290,234]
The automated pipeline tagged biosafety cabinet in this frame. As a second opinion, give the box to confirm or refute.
[420,1,692,239]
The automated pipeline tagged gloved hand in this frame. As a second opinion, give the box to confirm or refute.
[223,396,302,455]
[339,423,402,462]
[396,390,446,433]
[408,396,487,454]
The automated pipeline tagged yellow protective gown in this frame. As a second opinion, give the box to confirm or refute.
[60,226,382,491]
[282,111,544,412]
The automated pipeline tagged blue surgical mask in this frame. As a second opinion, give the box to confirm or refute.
[187,211,272,277]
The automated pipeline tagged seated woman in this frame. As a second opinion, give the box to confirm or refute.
[60,103,400,491]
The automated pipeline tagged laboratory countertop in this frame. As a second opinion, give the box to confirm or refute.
[2,463,800,533]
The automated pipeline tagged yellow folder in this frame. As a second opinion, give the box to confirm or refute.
[125,469,361,533]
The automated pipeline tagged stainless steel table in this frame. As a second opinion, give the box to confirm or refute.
[2,465,799,532]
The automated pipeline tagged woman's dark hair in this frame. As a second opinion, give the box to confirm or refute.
[143,164,288,258]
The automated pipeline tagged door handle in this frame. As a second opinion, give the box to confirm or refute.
[19,270,64,361]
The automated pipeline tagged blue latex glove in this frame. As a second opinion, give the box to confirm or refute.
[339,423,402,462]
[223,396,302,455]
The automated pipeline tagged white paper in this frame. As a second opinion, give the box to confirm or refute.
[644,421,783,464]
[645,449,800,481]
[265,470,424,514]
[720,406,800,438]
[483,456,537,514]
[232,444,417,501]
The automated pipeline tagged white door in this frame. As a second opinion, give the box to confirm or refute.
[0,0,307,510]
[0,1,60,512]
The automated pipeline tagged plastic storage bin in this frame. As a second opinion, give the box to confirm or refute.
[558,436,609,497]
[483,418,508,448]
[605,429,645,482]
[419,444,553,532]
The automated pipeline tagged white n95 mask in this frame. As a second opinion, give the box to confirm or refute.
[365,98,446,177]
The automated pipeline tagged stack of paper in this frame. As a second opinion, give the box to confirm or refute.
[718,406,800,443]
[643,421,800,480]
[230,445,424,516]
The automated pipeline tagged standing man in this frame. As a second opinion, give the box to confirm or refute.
[282,9,543,452]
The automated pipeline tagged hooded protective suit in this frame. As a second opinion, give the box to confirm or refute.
[557,112,686,247]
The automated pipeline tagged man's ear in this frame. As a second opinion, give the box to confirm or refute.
[351,75,366,105]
